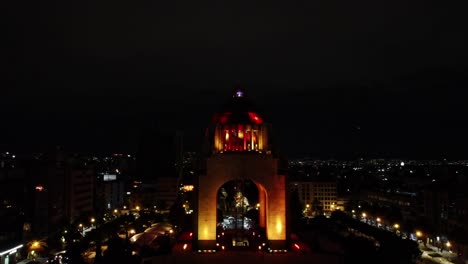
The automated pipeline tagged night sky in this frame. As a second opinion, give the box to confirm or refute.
[2,0,467,159]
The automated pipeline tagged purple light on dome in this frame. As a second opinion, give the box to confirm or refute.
[235,90,244,97]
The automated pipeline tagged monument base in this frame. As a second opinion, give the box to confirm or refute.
[196,240,217,251]
[268,240,288,250]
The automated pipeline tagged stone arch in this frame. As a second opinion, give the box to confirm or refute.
[214,179,267,230]
[196,153,286,250]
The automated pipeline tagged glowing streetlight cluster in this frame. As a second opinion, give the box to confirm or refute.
[27,240,47,259]
[416,230,423,238]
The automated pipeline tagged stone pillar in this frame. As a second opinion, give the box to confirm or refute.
[258,186,267,228]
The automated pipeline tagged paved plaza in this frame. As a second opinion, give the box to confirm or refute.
[142,251,340,264]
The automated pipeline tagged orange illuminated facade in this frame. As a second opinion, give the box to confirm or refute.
[213,121,269,153]
[195,89,288,251]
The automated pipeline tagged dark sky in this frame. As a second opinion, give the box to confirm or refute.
[1,0,468,159]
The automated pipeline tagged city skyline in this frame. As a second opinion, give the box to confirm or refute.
[2,1,468,263]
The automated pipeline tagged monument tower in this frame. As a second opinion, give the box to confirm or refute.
[195,88,288,251]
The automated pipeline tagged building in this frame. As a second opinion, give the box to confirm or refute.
[127,181,157,211]
[154,177,179,210]
[195,89,288,251]
[447,195,468,257]
[127,177,179,212]
[44,148,68,230]
[97,173,125,211]
[66,159,96,223]
[290,180,338,217]
[0,244,23,264]
[0,153,27,243]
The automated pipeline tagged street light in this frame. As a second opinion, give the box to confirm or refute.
[78,223,84,235]
[375,217,382,228]
[31,241,40,249]
[416,230,423,239]
[27,240,47,259]
[90,218,95,224]
[361,212,367,223]
[393,223,400,235]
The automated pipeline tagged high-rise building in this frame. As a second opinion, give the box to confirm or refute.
[65,157,96,223]
[97,173,125,211]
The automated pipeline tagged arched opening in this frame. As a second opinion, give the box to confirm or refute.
[216,179,267,250]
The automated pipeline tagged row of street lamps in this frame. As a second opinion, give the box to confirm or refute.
[357,211,453,252]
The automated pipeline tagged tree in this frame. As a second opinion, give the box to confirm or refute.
[155,200,167,211]
[385,206,403,225]
[101,235,134,264]
[169,200,186,228]
[312,198,323,216]
[155,235,171,255]
[65,240,86,264]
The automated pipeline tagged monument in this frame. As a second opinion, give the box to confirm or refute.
[194,89,288,251]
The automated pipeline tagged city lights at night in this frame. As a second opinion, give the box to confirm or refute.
[1,0,467,263]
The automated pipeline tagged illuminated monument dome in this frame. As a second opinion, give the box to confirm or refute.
[210,89,270,153]
[195,89,288,251]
